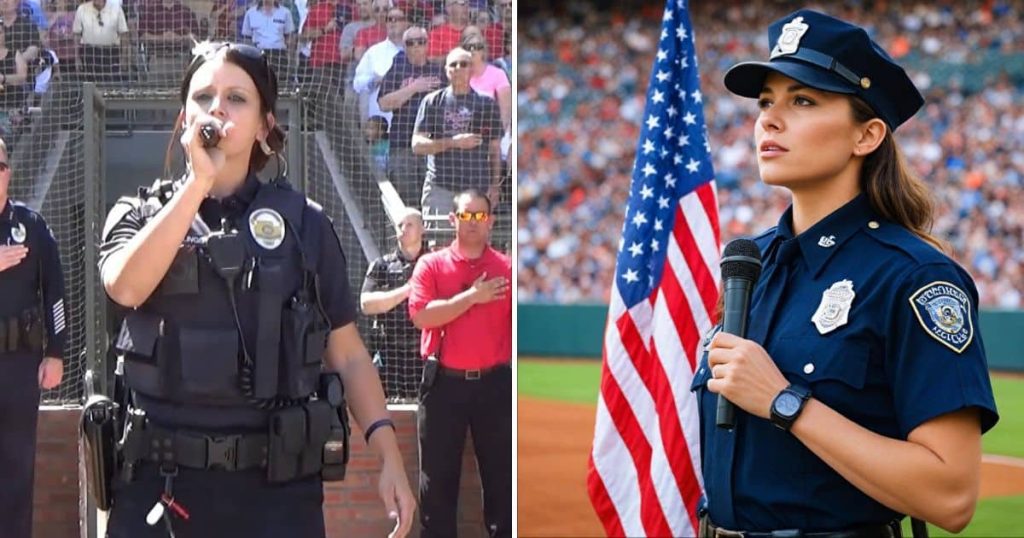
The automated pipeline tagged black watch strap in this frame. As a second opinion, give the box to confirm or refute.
[770,383,812,431]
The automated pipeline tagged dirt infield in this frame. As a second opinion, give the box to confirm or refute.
[518,397,1024,538]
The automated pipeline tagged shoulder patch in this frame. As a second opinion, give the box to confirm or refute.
[908,281,973,353]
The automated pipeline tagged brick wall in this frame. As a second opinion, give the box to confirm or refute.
[34,408,486,538]
[34,407,81,538]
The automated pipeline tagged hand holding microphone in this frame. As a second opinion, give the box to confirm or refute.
[199,121,221,148]
[714,238,762,429]
[181,116,229,191]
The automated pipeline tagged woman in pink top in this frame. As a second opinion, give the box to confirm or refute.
[463,33,510,139]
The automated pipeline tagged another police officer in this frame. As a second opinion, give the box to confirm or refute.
[98,41,414,537]
[360,206,427,400]
[692,10,999,536]
[0,137,66,538]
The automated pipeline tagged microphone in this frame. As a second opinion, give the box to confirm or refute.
[198,120,222,148]
[716,238,763,429]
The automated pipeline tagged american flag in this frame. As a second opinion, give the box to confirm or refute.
[586,1,720,536]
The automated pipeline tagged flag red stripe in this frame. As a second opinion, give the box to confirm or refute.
[673,204,719,318]
[586,452,627,537]
[658,255,701,370]
[647,340,705,533]
[696,182,721,245]
[607,314,674,537]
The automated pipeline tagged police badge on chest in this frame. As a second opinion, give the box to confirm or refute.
[811,279,855,334]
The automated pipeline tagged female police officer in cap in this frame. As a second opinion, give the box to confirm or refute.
[98,41,415,537]
[693,9,999,536]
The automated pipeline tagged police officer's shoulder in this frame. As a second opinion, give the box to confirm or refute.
[751,226,777,253]
[863,220,952,267]
[10,199,39,221]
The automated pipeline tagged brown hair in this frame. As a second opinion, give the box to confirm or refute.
[711,96,945,323]
[849,96,946,252]
[163,43,286,179]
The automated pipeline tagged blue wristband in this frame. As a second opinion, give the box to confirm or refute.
[363,418,396,444]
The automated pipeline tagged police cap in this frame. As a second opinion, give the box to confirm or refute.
[724,9,924,131]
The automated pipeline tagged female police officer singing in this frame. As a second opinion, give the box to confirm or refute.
[692,9,999,537]
[98,41,415,537]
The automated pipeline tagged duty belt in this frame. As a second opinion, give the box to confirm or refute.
[704,519,902,538]
[136,426,269,472]
[0,310,42,353]
[440,363,509,380]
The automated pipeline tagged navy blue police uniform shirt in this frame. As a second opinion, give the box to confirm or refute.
[0,199,66,358]
[98,176,357,331]
[691,194,998,531]
[362,246,426,351]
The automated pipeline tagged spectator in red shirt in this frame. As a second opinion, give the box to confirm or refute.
[138,0,199,84]
[210,0,248,41]
[301,0,348,128]
[426,0,468,62]
[482,0,508,60]
[352,0,388,61]
[408,187,511,538]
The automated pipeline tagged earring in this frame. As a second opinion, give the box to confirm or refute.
[259,138,273,155]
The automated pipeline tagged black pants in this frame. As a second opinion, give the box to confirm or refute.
[106,463,325,537]
[0,350,41,538]
[418,365,512,538]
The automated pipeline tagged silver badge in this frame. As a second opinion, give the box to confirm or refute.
[770,16,809,59]
[909,281,973,353]
[811,279,855,335]
[817,235,836,248]
[248,208,286,250]
[10,222,26,244]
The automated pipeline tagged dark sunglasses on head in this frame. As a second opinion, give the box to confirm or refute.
[465,43,485,52]
[448,60,470,68]
[0,162,9,172]
[373,6,387,12]
[455,210,489,222]
[405,37,427,46]
[386,14,405,22]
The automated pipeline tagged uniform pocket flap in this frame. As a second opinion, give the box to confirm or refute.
[114,311,162,358]
[776,336,871,389]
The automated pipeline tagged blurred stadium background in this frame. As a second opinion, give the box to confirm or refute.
[518,0,1024,536]
[6,0,511,534]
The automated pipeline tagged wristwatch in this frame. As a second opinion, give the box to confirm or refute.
[769,384,812,431]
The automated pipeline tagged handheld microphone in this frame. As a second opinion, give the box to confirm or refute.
[198,120,222,148]
[716,238,763,429]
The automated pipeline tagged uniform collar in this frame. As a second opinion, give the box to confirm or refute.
[393,244,426,262]
[778,193,875,277]
[0,198,11,221]
[202,174,261,216]
[448,239,493,263]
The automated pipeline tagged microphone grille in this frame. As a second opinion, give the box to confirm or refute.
[721,238,763,281]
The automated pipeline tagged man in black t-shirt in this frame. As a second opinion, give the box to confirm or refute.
[379,25,445,207]
[411,46,501,225]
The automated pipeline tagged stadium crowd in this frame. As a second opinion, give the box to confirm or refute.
[519,0,1024,308]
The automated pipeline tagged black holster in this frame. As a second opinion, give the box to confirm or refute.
[267,372,349,483]
[0,308,43,353]
[80,393,121,510]
[419,356,439,400]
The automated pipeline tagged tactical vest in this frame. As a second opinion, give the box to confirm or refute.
[113,179,330,409]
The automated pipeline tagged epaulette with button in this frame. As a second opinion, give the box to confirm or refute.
[861,219,951,267]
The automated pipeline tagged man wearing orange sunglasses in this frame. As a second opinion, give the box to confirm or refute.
[408,188,512,538]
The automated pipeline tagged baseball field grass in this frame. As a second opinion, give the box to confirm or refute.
[518,358,1024,536]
